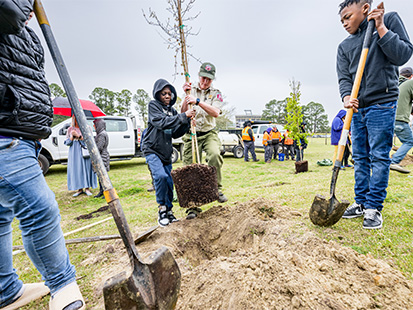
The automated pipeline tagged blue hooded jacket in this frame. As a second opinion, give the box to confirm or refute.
[331,110,347,145]
[142,79,190,165]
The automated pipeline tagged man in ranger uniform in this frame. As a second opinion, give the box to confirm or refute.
[181,62,228,205]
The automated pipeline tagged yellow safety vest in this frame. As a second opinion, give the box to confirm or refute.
[242,126,254,141]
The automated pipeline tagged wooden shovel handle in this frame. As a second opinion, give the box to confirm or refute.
[335,20,375,166]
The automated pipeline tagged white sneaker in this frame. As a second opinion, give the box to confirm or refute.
[390,163,410,174]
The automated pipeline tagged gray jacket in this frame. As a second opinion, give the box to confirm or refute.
[0,0,53,139]
[337,13,413,109]
[94,119,110,171]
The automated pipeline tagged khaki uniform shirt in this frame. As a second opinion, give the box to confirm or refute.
[189,84,223,132]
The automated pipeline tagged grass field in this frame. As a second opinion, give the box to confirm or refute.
[12,137,413,308]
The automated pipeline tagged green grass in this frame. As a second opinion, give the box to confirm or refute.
[11,137,413,308]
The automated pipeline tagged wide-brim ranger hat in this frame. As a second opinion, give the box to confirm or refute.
[199,62,216,80]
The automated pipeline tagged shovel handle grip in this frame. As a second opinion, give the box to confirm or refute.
[335,20,375,166]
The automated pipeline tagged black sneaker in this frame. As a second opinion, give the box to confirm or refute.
[363,209,383,230]
[218,192,228,203]
[186,207,202,220]
[167,210,179,223]
[158,206,169,227]
[342,202,365,219]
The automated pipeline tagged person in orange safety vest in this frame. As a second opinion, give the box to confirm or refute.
[270,126,282,160]
[242,121,259,162]
[282,129,295,160]
[262,127,273,163]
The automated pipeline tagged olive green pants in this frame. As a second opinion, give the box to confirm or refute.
[182,130,223,189]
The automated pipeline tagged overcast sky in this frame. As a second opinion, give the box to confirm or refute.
[30,0,413,123]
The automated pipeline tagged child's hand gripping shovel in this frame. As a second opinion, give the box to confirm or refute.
[33,1,181,309]
[309,19,375,227]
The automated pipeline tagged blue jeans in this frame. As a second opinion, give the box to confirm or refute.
[391,120,413,164]
[0,138,76,307]
[146,154,173,209]
[351,101,397,211]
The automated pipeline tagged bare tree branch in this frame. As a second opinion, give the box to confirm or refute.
[143,0,201,80]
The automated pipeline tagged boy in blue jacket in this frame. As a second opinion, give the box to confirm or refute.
[337,0,413,229]
[142,79,195,227]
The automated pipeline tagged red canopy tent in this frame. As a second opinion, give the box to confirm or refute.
[52,97,105,117]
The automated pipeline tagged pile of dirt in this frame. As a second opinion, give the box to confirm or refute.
[91,199,413,309]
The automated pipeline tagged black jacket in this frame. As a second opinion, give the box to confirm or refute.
[337,13,413,109]
[0,0,53,139]
[142,79,190,165]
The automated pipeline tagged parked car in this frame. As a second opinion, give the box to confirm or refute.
[38,116,183,174]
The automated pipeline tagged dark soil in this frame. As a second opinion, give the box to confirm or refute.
[171,164,219,208]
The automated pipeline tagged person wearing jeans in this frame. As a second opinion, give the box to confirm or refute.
[349,101,397,221]
[0,139,84,310]
[337,0,413,229]
[390,67,413,174]
[0,1,85,308]
[142,79,193,226]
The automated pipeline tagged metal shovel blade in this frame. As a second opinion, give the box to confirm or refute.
[103,246,181,310]
[309,166,350,227]
[309,194,349,227]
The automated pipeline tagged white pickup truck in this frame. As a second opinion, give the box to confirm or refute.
[38,116,183,174]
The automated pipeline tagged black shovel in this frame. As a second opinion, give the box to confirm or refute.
[309,19,375,227]
[33,1,181,309]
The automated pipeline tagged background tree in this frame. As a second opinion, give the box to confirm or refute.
[116,89,133,116]
[285,79,306,145]
[133,89,150,127]
[89,87,117,115]
[302,101,330,133]
[216,99,236,130]
[262,98,287,124]
[49,83,66,98]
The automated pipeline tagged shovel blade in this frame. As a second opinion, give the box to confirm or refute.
[309,194,350,227]
[103,246,181,310]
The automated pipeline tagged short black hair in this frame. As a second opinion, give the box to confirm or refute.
[338,0,372,14]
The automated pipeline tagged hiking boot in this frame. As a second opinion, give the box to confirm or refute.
[158,206,169,227]
[253,158,260,162]
[363,209,383,230]
[218,192,228,203]
[167,210,179,223]
[342,202,365,219]
[186,207,202,220]
[390,163,410,174]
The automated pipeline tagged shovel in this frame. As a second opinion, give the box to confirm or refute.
[33,1,181,309]
[309,19,375,227]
